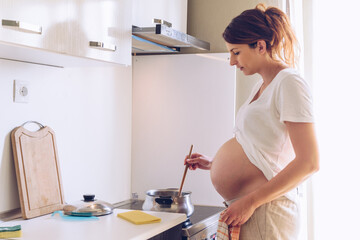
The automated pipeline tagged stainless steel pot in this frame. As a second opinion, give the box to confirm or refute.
[142,189,194,217]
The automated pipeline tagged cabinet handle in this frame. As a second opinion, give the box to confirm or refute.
[153,18,172,28]
[2,19,42,34]
[89,41,117,52]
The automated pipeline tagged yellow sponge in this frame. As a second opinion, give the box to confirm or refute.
[0,225,22,239]
[117,210,161,225]
[0,230,22,238]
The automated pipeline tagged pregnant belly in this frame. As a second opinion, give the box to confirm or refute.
[210,138,268,201]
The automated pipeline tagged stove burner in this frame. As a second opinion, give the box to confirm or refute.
[182,219,192,228]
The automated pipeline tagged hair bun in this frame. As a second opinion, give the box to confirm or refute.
[256,3,267,12]
[255,3,273,28]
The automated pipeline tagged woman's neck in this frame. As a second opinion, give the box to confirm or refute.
[259,62,288,86]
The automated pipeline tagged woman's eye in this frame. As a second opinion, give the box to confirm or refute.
[233,51,240,56]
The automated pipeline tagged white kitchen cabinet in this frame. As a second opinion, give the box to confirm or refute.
[66,0,132,65]
[0,0,67,53]
[0,0,132,66]
[132,0,187,33]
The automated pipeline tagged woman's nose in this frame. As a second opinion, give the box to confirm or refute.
[229,55,237,66]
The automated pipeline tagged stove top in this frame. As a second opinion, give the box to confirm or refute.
[186,204,224,226]
[114,199,225,238]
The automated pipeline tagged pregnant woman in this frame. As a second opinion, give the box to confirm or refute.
[185,4,319,240]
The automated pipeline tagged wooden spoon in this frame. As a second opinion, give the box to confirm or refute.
[178,144,193,197]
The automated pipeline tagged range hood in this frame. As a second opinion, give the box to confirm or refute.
[132,24,210,54]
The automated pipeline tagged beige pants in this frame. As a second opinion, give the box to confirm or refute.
[224,196,300,240]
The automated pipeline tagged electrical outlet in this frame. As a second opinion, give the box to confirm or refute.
[14,80,30,103]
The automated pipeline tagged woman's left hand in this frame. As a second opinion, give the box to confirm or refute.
[221,195,257,227]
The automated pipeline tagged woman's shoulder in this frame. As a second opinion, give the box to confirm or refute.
[279,68,302,79]
[274,68,312,100]
[275,68,308,87]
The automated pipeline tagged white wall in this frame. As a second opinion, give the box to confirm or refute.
[0,59,132,213]
[131,53,235,206]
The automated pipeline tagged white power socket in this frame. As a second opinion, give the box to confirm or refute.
[14,80,30,103]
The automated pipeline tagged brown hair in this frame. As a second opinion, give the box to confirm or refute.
[223,3,299,67]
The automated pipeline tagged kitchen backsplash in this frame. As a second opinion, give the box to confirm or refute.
[0,59,132,213]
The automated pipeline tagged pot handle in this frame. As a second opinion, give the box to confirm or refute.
[155,197,173,205]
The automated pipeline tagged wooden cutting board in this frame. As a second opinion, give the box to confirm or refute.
[11,122,65,219]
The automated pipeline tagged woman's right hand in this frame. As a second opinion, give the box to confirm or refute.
[184,153,212,170]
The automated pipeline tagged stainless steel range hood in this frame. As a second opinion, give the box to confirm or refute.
[132,24,210,54]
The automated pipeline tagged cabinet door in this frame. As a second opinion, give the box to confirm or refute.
[132,0,187,33]
[0,0,67,53]
[66,0,131,65]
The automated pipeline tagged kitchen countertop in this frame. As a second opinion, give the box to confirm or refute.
[0,209,187,240]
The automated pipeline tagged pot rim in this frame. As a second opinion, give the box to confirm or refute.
[145,188,192,197]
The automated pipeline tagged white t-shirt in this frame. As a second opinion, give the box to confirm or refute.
[233,68,314,201]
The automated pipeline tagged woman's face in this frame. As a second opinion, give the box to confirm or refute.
[225,42,261,75]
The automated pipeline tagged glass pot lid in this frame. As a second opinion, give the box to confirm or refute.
[63,194,114,216]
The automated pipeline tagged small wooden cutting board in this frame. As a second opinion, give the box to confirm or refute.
[11,123,65,219]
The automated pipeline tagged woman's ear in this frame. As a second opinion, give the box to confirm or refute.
[257,40,267,54]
